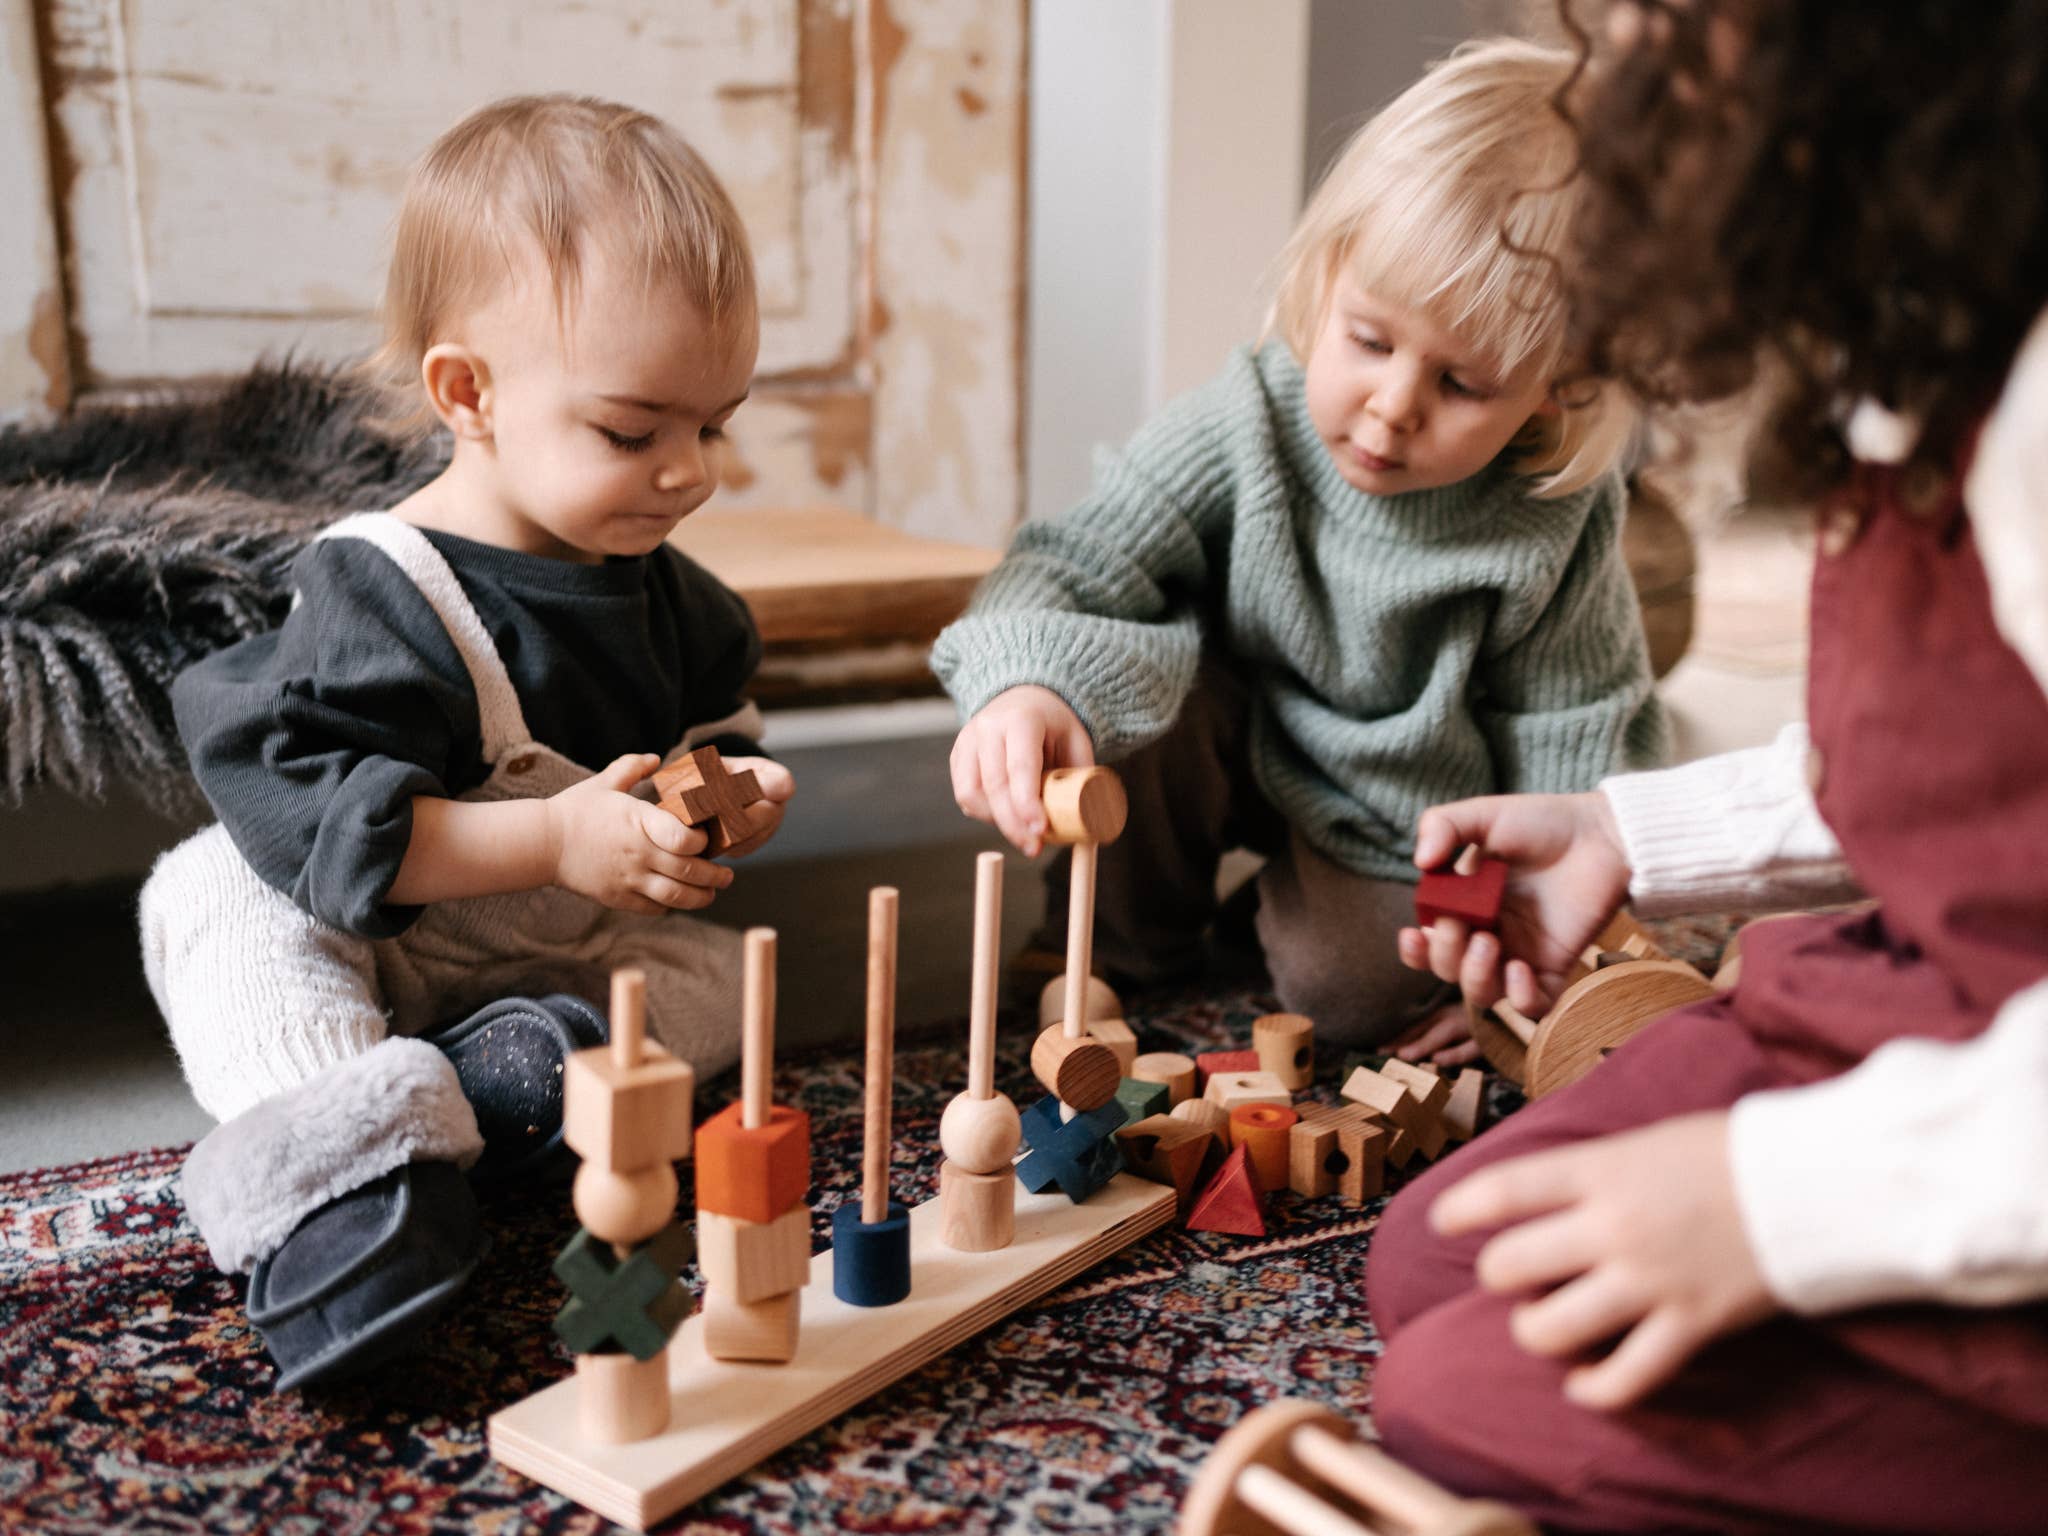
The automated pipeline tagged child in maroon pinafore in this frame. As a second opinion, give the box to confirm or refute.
[1368,5,2048,1530]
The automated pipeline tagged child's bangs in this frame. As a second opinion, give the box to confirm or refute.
[1341,178,1565,385]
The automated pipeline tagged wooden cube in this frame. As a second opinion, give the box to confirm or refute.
[564,1043,695,1173]
[1114,1075,1171,1123]
[1444,1068,1486,1142]
[1195,1049,1260,1092]
[1204,1069,1292,1114]
[702,1286,801,1364]
[695,1102,811,1225]
[1252,1013,1315,1091]
[696,1205,812,1304]
[1298,1104,1386,1203]
[1378,1058,1451,1116]
[1087,1018,1139,1076]
[1287,1115,1340,1198]
[1340,1065,1444,1157]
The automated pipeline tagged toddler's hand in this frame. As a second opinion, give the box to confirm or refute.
[1395,791,1632,1016]
[544,753,733,914]
[1431,1111,1775,1410]
[713,757,796,859]
[949,685,1094,856]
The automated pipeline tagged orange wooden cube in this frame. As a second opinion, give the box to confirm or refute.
[695,1102,811,1224]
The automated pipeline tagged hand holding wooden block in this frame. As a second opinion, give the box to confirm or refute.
[1414,857,1507,930]
[652,745,764,855]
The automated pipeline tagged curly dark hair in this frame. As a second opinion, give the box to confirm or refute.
[1554,0,2048,500]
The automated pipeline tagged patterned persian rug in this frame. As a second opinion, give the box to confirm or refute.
[0,917,1734,1535]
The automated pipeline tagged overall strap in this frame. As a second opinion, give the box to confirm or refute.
[309,513,533,764]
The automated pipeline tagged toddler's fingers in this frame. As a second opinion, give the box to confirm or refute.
[642,806,711,857]
[1459,931,1505,1011]
[746,759,797,802]
[1424,914,1470,984]
[1509,1267,1643,1360]
[642,873,716,912]
[1396,926,1433,973]
[950,733,994,822]
[1005,729,1048,845]
[1505,958,1551,1018]
[1475,1206,1600,1295]
[978,733,1033,852]
[1563,1308,1698,1411]
[1431,1145,1585,1236]
[1393,1007,1471,1063]
[647,851,733,890]
[1427,1038,1484,1069]
[596,752,662,793]
[1052,714,1096,770]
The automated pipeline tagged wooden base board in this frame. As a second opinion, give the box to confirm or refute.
[490,1173,1176,1530]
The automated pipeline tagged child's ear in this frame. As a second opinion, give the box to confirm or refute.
[420,344,493,440]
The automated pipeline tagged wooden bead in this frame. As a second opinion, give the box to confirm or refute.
[1030,1026,1121,1111]
[1132,1051,1197,1105]
[1296,1104,1386,1202]
[938,1090,1022,1174]
[1169,1097,1229,1142]
[1287,1114,1340,1198]
[572,1161,679,1249]
[697,1206,812,1304]
[1228,1102,1299,1193]
[702,1286,801,1364]
[1087,1018,1138,1075]
[1251,1013,1314,1092]
[574,1350,669,1443]
[1203,1069,1292,1114]
[1015,1094,1126,1203]
[1041,765,1128,845]
[695,1102,812,1225]
[1038,972,1123,1029]
[938,1161,1015,1252]
[564,1042,695,1172]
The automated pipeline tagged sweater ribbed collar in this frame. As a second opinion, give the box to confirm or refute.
[1254,342,1530,542]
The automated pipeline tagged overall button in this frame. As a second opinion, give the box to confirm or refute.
[504,752,538,775]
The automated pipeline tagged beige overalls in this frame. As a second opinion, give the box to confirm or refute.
[141,512,746,1124]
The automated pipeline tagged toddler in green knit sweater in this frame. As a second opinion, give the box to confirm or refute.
[932,39,1667,1055]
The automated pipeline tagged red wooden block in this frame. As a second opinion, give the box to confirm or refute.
[1194,1049,1260,1092]
[1415,858,1507,930]
[695,1102,811,1224]
[1184,1143,1267,1237]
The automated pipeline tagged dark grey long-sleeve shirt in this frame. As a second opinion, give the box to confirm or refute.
[172,526,762,939]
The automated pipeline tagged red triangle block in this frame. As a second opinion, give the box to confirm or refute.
[1185,1143,1267,1237]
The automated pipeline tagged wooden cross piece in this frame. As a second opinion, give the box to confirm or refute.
[652,746,764,855]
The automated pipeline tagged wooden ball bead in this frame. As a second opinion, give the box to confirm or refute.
[1038,972,1123,1029]
[1029,1026,1121,1111]
[939,1090,1022,1173]
[1041,766,1128,845]
[1170,1097,1228,1141]
[572,1161,679,1248]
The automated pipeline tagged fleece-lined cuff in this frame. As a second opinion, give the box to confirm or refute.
[1599,724,1859,918]
[179,1038,483,1274]
[1728,979,2048,1314]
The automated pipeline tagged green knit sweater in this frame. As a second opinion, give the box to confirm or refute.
[931,343,1669,882]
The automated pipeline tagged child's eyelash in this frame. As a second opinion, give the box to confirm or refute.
[597,425,655,453]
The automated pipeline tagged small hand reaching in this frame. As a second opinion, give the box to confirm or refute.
[1395,790,1633,1016]
[545,753,734,914]
[949,685,1096,856]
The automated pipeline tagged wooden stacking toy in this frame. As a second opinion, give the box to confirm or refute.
[554,968,696,1444]
[652,744,764,855]
[832,888,913,1306]
[939,851,1022,1251]
[1018,766,1131,1205]
[1180,1399,1535,1536]
[696,928,810,1363]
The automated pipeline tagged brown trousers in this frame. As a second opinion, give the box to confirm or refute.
[1043,660,1450,1048]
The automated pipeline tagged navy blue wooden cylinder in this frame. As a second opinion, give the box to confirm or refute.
[830,1200,911,1307]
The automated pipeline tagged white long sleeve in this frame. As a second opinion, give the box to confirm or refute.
[1597,723,1860,918]
[1726,981,2048,1312]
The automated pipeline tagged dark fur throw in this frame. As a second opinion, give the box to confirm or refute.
[0,362,446,812]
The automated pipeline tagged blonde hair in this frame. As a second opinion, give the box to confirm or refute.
[1269,39,1633,498]
[370,94,755,433]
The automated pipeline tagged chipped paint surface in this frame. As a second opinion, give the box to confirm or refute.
[869,0,1025,545]
[1,0,71,415]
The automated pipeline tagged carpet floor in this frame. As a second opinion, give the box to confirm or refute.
[0,917,1735,1535]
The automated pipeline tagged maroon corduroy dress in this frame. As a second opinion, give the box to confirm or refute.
[1365,470,2048,1534]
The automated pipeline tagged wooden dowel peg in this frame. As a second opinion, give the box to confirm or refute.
[1062,841,1097,1041]
[743,927,775,1130]
[610,968,647,1069]
[969,851,1001,1100]
[863,887,899,1226]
